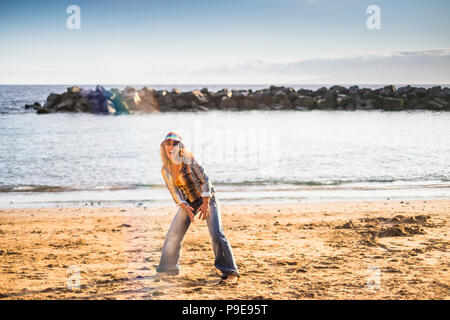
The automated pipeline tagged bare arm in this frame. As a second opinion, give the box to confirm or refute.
[161,167,196,222]
[161,167,187,207]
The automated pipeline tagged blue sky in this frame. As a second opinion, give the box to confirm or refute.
[1,0,449,84]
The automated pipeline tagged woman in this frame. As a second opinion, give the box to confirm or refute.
[156,132,240,283]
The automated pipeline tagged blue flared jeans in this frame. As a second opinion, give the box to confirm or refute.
[156,194,239,277]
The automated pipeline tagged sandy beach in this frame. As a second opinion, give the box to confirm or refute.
[0,199,449,300]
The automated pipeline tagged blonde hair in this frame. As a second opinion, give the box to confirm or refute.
[160,141,193,169]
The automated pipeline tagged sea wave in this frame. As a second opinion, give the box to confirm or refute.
[1,179,449,193]
[0,184,161,193]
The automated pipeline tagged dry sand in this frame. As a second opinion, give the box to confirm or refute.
[0,199,449,300]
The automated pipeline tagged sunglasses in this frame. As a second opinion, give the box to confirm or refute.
[165,140,180,147]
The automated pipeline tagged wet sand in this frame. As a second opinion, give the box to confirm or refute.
[0,199,449,300]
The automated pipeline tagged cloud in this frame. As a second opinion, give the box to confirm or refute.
[2,49,450,85]
[157,48,450,85]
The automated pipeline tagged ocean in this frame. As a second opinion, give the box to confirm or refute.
[1,85,449,208]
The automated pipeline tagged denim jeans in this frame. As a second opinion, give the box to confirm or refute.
[156,194,239,277]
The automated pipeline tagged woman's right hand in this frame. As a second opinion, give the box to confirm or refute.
[182,204,195,223]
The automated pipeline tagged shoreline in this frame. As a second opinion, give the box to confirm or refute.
[1,182,449,209]
[1,198,449,299]
[1,197,449,214]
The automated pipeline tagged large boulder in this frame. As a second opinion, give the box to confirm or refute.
[413,87,427,98]
[253,91,277,109]
[44,93,63,108]
[184,90,209,106]
[101,100,116,114]
[315,87,328,97]
[355,98,375,110]
[218,95,240,109]
[442,87,450,99]
[316,97,336,109]
[297,88,314,96]
[348,86,360,97]
[324,88,338,99]
[25,101,41,110]
[275,97,293,110]
[329,85,349,95]
[123,91,141,111]
[74,98,90,113]
[88,98,102,113]
[337,95,355,110]
[427,86,445,98]
[157,90,175,110]
[361,93,383,109]
[383,97,404,110]
[269,85,286,94]
[136,88,160,112]
[271,91,293,110]
[425,97,449,111]
[77,86,129,115]
[67,86,81,94]
[396,85,414,96]
[95,85,113,98]
[288,90,299,102]
[404,98,420,109]
[241,94,258,110]
[174,96,190,110]
[210,90,232,108]
[110,94,130,115]
[55,99,75,112]
[380,85,396,97]
[294,96,315,109]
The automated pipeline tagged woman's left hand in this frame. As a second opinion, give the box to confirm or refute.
[196,197,210,221]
